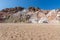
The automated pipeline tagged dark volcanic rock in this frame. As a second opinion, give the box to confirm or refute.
[1,7,24,13]
[28,7,40,12]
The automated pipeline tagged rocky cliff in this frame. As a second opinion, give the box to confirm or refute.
[0,7,60,23]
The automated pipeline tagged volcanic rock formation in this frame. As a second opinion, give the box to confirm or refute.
[0,7,60,23]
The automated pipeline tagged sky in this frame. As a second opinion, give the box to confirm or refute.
[0,0,60,10]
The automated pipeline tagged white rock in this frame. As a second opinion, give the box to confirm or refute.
[38,17,48,23]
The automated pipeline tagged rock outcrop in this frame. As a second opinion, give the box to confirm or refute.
[0,7,60,23]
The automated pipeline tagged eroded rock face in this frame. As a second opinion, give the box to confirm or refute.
[56,12,60,20]
[46,9,58,23]
[0,7,60,23]
[0,12,11,23]
[28,11,48,23]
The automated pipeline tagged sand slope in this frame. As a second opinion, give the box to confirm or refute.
[0,23,60,40]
